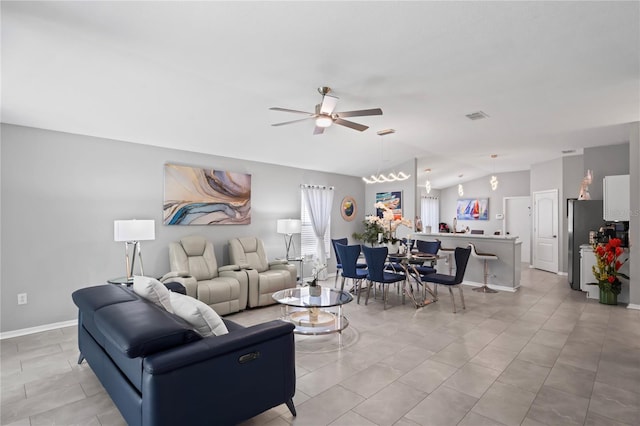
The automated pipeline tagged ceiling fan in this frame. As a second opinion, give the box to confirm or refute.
[270,87,383,135]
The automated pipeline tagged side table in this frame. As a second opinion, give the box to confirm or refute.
[107,276,133,286]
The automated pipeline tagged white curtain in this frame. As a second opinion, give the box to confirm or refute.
[301,185,334,279]
[421,196,439,233]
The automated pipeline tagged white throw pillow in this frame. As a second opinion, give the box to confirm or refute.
[169,292,229,337]
[132,276,174,313]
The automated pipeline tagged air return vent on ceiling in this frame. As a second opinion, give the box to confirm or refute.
[465,111,489,120]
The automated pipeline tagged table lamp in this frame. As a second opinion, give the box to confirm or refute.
[114,219,155,279]
[277,219,301,259]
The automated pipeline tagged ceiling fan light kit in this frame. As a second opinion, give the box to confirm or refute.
[270,86,383,134]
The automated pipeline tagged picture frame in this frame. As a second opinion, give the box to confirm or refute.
[376,191,403,219]
[163,163,251,225]
[340,196,357,221]
[456,198,489,220]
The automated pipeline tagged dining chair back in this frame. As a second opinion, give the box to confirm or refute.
[332,238,367,287]
[335,243,369,303]
[362,245,406,310]
[331,238,348,286]
[422,246,471,313]
[412,240,441,276]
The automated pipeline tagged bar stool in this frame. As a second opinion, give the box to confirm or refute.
[439,245,455,275]
[469,243,498,293]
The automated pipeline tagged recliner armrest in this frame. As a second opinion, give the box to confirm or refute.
[269,260,288,266]
[218,264,241,272]
[238,263,253,270]
[160,271,191,281]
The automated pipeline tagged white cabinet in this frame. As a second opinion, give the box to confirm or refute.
[603,175,630,221]
[579,245,599,299]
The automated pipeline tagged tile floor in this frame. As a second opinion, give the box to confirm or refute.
[1,266,639,425]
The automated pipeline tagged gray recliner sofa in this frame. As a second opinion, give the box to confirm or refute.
[228,237,297,307]
[161,235,249,314]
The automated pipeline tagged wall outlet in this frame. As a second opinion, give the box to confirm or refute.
[17,293,27,305]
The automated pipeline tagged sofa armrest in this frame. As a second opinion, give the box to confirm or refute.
[218,264,241,272]
[160,275,197,299]
[269,259,288,266]
[143,320,294,374]
[141,319,296,426]
[160,271,190,281]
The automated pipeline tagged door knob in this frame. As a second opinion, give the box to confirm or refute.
[553,235,557,238]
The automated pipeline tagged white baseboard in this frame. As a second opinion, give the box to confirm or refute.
[462,280,519,293]
[557,271,568,276]
[0,319,76,340]
[627,304,640,310]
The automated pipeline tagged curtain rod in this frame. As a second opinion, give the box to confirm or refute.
[300,184,334,190]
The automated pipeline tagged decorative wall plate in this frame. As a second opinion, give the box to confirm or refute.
[340,196,357,221]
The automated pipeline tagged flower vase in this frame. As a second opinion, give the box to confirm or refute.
[599,285,618,305]
[386,241,400,254]
[309,284,322,297]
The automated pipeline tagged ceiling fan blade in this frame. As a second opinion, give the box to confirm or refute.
[334,118,369,132]
[320,94,339,115]
[269,107,314,115]
[313,125,325,135]
[272,117,315,126]
[335,108,383,118]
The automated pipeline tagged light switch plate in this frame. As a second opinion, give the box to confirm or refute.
[495,213,504,220]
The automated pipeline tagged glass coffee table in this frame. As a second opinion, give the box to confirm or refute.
[272,286,353,335]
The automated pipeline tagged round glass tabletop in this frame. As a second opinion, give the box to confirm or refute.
[272,286,353,308]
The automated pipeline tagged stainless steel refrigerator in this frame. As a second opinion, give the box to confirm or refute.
[567,199,603,290]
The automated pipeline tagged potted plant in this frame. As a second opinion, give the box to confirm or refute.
[352,219,384,246]
[307,261,326,297]
[589,238,628,305]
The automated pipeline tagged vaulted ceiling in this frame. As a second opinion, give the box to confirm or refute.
[2,1,638,189]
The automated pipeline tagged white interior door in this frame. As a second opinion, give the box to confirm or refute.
[533,189,559,273]
[504,196,531,263]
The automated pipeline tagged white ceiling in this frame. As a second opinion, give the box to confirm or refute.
[2,1,638,189]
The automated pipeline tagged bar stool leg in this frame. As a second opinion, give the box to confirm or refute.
[473,259,498,293]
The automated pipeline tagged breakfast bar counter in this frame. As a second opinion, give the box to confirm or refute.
[411,233,522,291]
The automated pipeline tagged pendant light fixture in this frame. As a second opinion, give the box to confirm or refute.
[490,154,498,191]
[457,174,464,196]
[362,129,411,184]
[424,168,431,193]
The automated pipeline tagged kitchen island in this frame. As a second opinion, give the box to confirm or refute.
[411,233,522,291]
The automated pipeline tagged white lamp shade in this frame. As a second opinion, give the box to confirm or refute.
[277,219,301,234]
[114,220,156,242]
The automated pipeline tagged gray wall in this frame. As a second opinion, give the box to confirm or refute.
[584,142,630,200]
[561,155,585,273]
[439,170,531,235]
[0,124,365,332]
[362,158,418,240]
[629,125,639,306]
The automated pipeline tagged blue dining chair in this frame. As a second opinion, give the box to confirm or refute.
[332,238,366,287]
[414,240,441,276]
[421,246,471,313]
[335,243,369,303]
[362,245,406,310]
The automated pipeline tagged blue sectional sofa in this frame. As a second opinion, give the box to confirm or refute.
[72,284,296,426]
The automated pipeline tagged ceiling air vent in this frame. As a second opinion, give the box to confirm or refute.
[465,111,489,120]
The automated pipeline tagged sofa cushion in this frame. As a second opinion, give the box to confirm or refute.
[94,299,201,358]
[133,276,173,313]
[169,292,229,336]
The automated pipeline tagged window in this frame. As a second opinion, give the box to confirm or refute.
[300,191,331,260]
[421,196,440,232]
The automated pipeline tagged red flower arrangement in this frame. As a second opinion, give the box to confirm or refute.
[591,238,628,295]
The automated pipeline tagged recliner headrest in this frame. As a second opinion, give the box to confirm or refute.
[180,235,207,256]
[238,237,258,252]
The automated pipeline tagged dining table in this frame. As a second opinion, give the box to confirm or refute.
[386,251,439,308]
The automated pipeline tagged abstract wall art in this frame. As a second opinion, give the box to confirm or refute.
[163,163,251,225]
[456,198,489,221]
